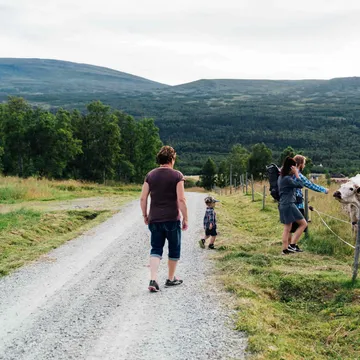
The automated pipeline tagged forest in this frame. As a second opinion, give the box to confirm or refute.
[0,97,162,182]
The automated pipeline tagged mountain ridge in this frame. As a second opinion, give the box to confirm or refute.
[1,58,359,96]
[0,58,169,95]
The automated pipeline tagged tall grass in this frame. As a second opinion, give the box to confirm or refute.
[0,176,141,203]
[305,185,355,258]
[0,208,111,276]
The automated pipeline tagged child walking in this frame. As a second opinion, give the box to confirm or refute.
[199,196,219,250]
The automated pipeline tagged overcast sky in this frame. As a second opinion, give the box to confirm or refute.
[0,0,359,85]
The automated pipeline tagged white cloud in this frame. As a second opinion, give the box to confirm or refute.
[0,0,359,84]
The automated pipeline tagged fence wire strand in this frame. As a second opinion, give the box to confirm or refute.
[311,207,355,249]
[312,210,352,225]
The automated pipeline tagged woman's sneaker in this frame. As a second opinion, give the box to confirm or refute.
[294,244,303,252]
[148,280,160,292]
[208,244,216,250]
[199,239,205,249]
[165,277,183,287]
[282,249,294,255]
[287,244,297,252]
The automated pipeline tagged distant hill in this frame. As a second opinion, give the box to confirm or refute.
[169,77,360,97]
[170,78,323,94]
[0,58,168,98]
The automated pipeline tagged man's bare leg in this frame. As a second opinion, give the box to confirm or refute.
[150,256,161,281]
[168,259,178,281]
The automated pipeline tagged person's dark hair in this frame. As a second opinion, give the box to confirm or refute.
[156,146,176,165]
[280,156,296,177]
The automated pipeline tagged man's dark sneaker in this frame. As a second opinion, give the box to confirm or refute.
[208,244,216,250]
[165,277,183,287]
[282,249,294,255]
[148,280,160,292]
[199,238,205,249]
[294,244,303,252]
[287,244,297,252]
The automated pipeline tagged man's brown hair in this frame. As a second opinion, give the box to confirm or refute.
[294,155,306,168]
[156,146,176,165]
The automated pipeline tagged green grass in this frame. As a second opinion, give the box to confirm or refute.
[0,208,113,276]
[215,186,360,359]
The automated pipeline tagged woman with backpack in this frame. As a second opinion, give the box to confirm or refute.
[278,157,307,255]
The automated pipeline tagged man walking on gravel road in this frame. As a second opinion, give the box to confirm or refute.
[140,146,188,292]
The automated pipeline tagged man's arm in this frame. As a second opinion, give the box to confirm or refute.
[140,182,150,225]
[176,180,188,230]
[299,173,328,194]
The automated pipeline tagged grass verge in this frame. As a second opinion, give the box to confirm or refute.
[0,177,141,276]
[0,176,141,203]
[215,187,360,359]
[0,208,114,276]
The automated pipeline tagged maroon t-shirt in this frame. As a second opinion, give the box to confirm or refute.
[145,167,184,223]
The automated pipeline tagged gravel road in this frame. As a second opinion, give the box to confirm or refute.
[0,193,246,360]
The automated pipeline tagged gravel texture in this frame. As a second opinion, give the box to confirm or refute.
[0,193,246,360]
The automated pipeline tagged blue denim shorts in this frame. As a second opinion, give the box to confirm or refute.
[148,220,181,261]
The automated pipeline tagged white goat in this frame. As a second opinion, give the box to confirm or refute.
[333,175,360,234]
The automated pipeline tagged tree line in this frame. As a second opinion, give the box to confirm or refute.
[200,144,314,190]
[0,97,162,182]
[99,91,360,175]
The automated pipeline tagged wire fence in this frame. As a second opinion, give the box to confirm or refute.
[310,207,355,249]
[214,174,360,282]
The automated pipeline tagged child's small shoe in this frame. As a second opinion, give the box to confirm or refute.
[199,239,205,249]
[208,244,216,250]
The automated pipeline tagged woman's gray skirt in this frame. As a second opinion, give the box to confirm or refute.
[279,203,304,224]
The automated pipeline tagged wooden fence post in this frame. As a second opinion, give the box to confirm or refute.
[304,189,309,221]
[352,207,360,283]
[245,172,248,194]
[262,185,266,210]
[251,175,255,202]
[304,189,309,238]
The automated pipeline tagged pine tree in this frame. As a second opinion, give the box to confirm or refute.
[201,158,217,190]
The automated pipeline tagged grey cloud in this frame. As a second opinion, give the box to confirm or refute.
[0,0,359,84]
[88,9,360,44]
